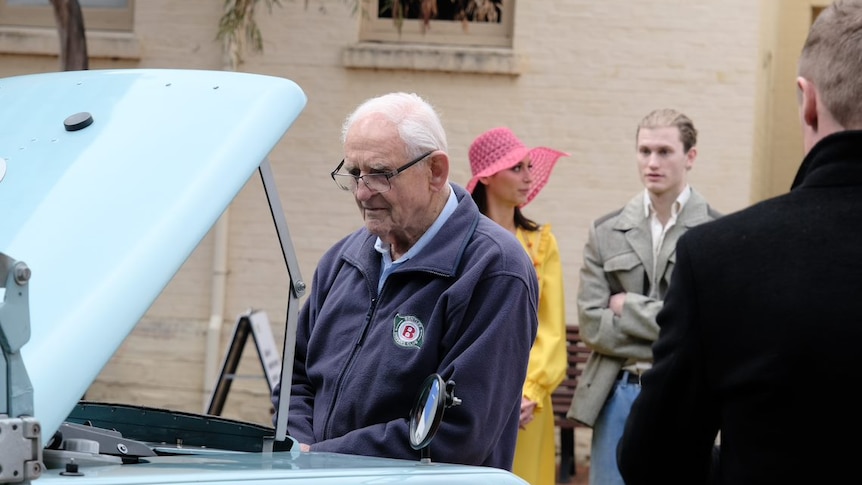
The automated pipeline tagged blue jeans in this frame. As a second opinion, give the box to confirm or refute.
[590,372,641,485]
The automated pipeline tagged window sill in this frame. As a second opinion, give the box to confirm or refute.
[342,42,522,75]
[0,26,140,59]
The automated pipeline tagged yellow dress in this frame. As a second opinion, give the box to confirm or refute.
[513,225,568,485]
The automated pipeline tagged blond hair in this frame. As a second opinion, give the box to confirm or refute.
[635,109,697,152]
[799,0,862,128]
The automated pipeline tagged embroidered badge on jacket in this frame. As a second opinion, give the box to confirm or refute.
[393,313,424,349]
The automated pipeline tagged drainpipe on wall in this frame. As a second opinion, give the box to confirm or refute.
[204,0,263,412]
[202,210,230,412]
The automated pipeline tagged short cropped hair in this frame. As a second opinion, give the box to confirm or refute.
[635,109,698,153]
[798,0,862,129]
[341,92,448,159]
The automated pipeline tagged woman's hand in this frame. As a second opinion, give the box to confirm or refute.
[519,396,538,429]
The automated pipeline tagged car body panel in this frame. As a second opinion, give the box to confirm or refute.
[0,68,305,445]
[34,452,521,484]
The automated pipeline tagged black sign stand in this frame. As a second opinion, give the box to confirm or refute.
[206,309,281,416]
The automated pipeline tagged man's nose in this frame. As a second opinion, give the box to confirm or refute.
[354,180,376,200]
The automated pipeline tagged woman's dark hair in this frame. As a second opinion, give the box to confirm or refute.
[470,183,539,231]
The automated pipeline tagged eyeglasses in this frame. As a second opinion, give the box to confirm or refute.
[331,150,435,193]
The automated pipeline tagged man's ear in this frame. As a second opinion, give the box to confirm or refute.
[685,146,697,171]
[428,152,449,190]
[798,76,819,132]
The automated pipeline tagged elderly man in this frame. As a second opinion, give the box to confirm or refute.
[280,92,538,470]
[618,1,862,483]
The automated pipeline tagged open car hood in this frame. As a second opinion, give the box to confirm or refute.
[0,68,306,444]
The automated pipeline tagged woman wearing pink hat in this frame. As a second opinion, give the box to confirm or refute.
[467,127,569,485]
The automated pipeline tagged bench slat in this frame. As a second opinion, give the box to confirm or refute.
[552,325,590,482]
[551,325,590,428]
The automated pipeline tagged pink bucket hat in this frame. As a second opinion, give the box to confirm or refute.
[467,127,568,206]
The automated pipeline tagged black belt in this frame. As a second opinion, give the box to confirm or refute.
[617,370,642,385]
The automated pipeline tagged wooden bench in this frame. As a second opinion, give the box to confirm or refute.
[552,325,591,483]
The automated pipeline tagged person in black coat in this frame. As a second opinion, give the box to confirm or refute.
[617,1,862,484]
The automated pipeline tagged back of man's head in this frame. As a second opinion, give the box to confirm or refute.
[799,0,862,129]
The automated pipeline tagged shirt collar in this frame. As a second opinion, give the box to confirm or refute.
[643,185,691,219]
[374,184,458,263]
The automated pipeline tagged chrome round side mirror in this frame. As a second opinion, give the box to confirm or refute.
[409,373,461,462]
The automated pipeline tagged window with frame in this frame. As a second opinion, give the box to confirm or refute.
[360,0,513,48]
[0,0,134,31]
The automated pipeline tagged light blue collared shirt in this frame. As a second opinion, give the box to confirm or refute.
[375,185,458,293]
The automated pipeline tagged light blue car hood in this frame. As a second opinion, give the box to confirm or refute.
[0,68,306,444]
[34,450,524,484]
